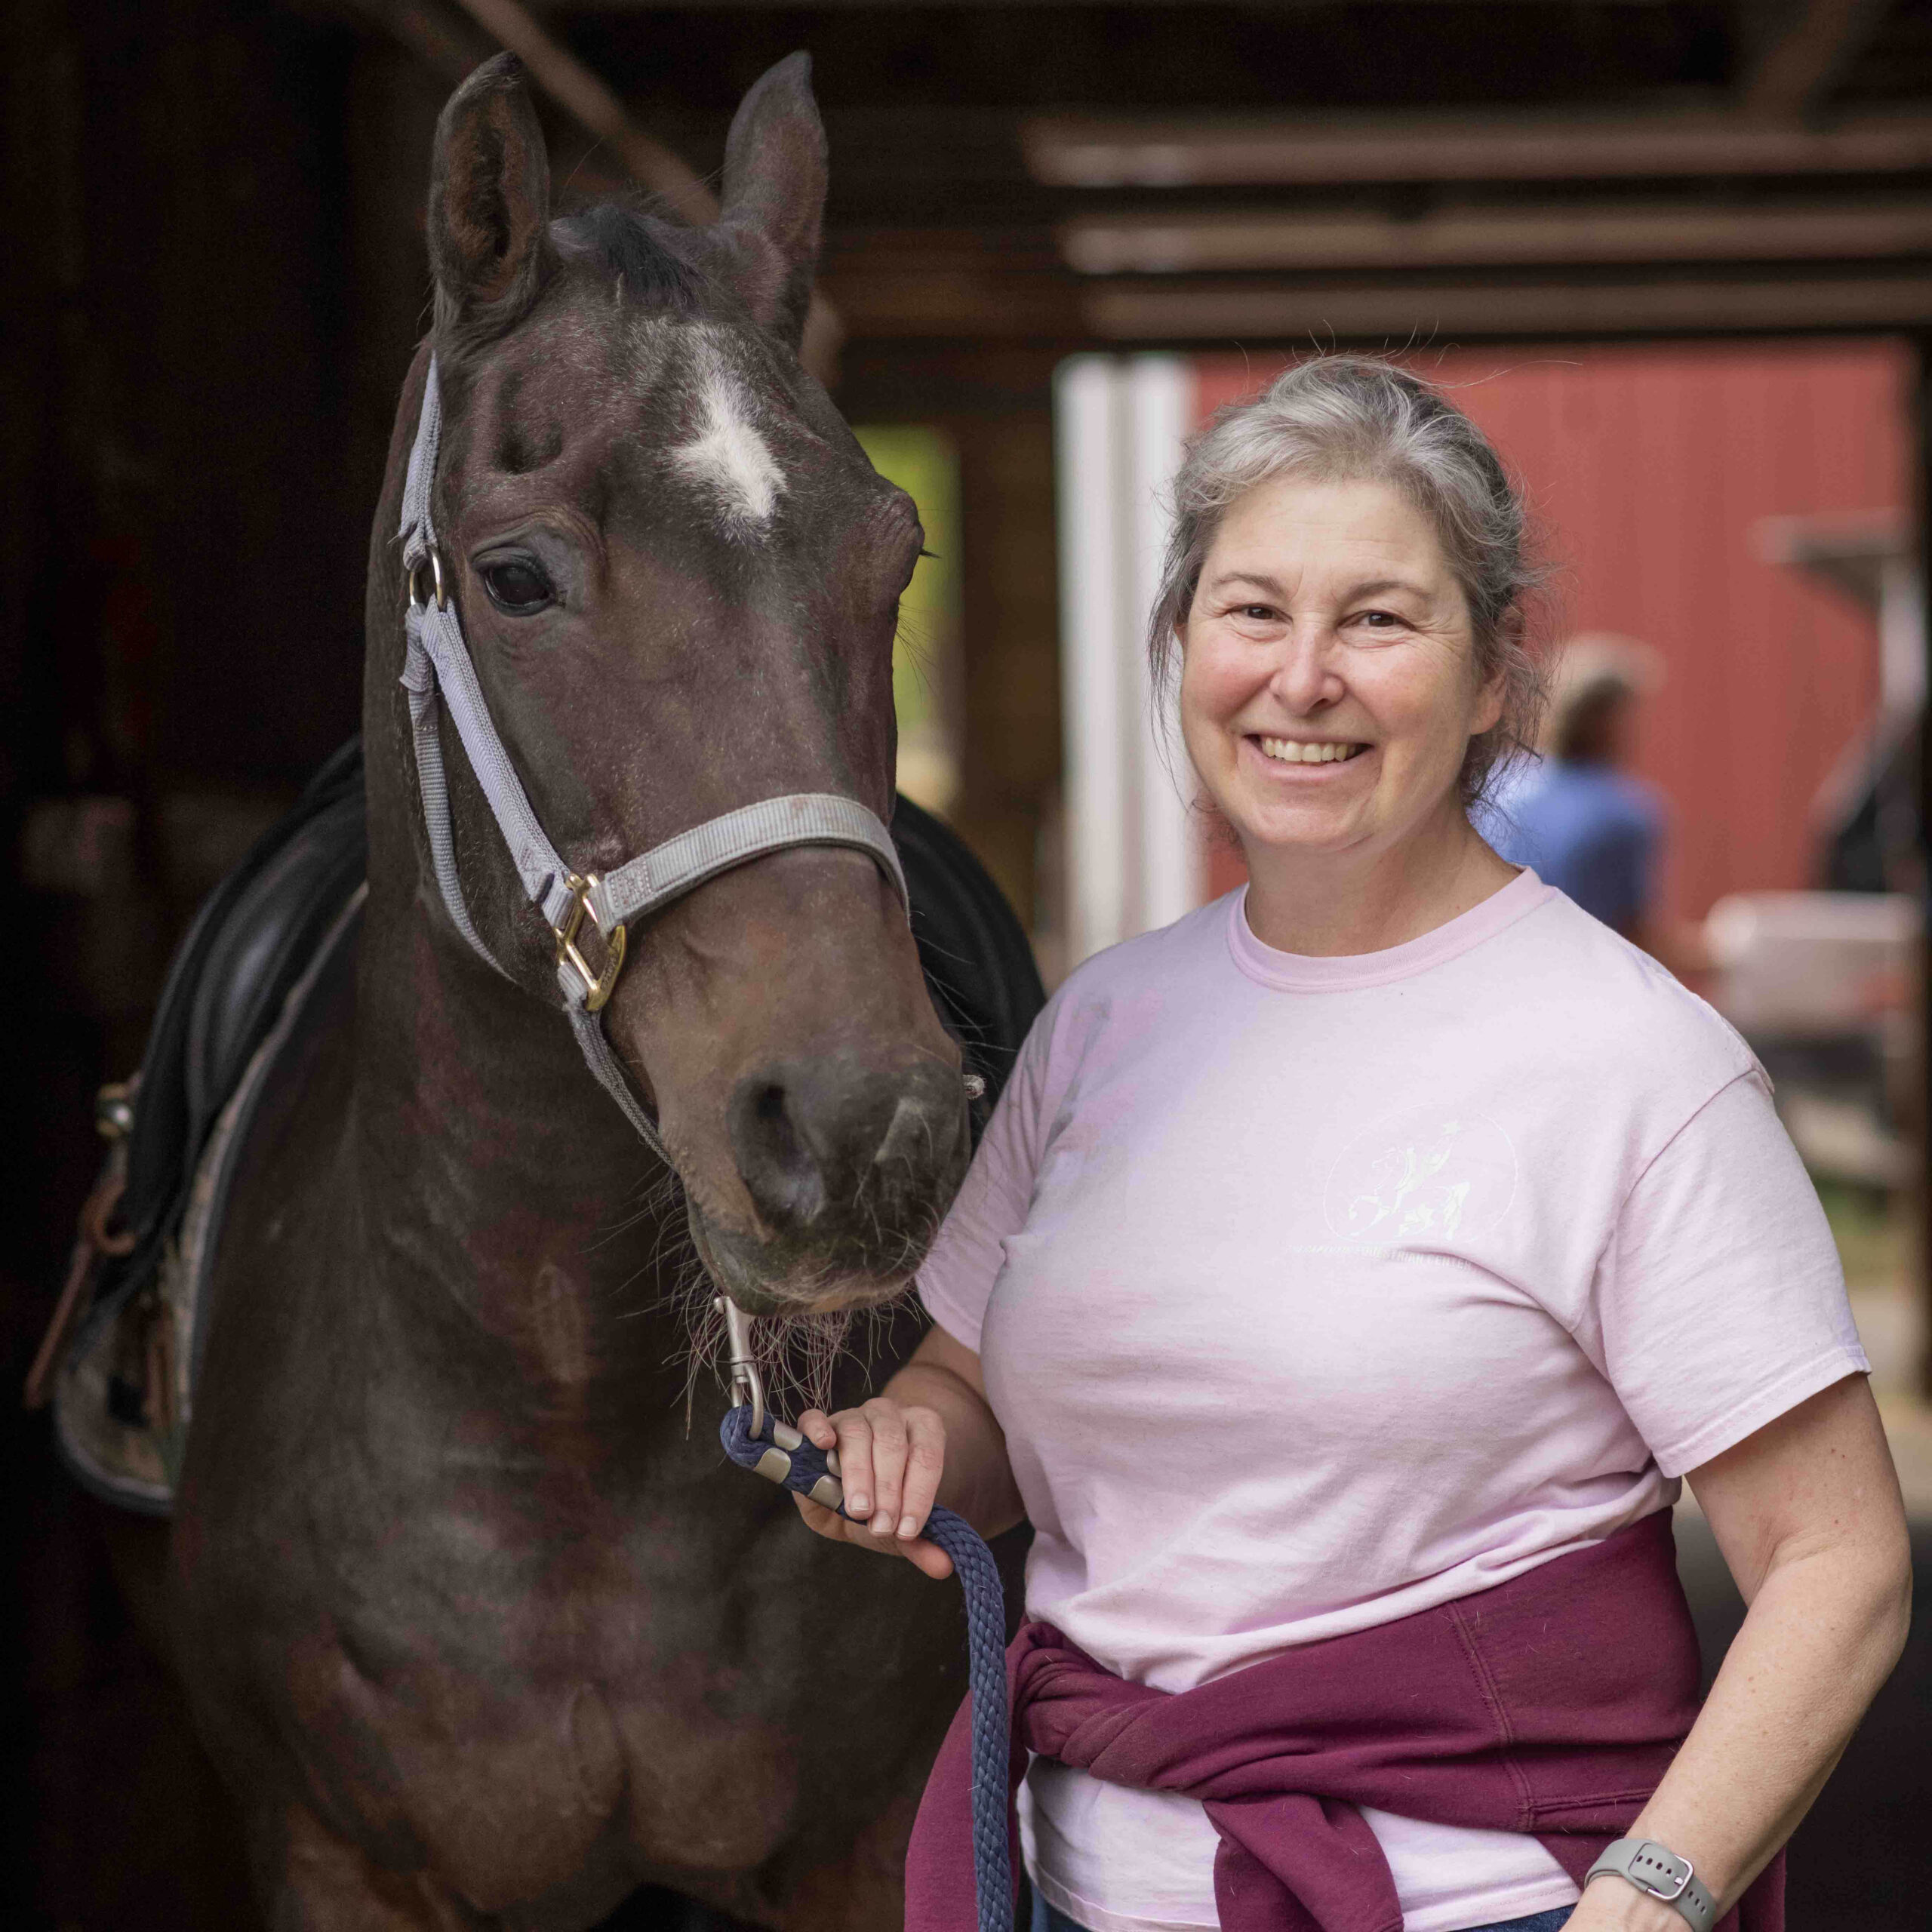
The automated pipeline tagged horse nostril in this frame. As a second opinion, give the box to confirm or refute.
[727,1055,969,1243]
[731,1076,827,1230]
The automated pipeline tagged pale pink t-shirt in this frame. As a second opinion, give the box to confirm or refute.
[918,871,1866,1932]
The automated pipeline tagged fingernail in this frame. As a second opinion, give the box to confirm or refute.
[848,1493,869,1515]
[898,1515,918,1539]
[872,1511,893,1533]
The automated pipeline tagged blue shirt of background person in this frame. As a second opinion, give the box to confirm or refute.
[1477,664,1665,939]
[1486,758,1662,932]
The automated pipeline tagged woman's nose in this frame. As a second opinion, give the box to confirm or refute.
[1266,631,1343,715]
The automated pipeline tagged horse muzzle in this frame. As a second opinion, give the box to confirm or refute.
[689,1050,971,1313]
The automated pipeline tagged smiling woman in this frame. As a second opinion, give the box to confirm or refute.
[796,356,1910,1932]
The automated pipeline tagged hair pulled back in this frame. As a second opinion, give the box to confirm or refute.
[1149,355,1549,805]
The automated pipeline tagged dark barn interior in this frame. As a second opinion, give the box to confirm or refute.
[5,2,1932,1926]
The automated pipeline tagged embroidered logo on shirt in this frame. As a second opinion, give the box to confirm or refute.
[1323,1109,1518,1242]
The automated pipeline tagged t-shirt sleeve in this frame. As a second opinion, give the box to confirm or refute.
[915,1016,1056,1355]
[1587,1069,1869,1477]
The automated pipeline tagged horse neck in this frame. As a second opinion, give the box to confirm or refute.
[348,841,698,1439]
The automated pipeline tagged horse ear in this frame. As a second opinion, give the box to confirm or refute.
[717,52,826,352]
[428,54,557,339]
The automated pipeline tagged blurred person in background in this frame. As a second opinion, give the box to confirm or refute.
[1483,637,1710,978]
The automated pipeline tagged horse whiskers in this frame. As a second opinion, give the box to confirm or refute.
[583,1164,688,1254]
[594,1131,955,1429]
[660,1231,943,1429]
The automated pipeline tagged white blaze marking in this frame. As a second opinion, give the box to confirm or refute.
[672,337,783,531]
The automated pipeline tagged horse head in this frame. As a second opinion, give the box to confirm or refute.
[381,53,971,1318]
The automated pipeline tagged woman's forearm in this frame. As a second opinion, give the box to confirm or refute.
[1584,1535,1909,1928]
[1570,1377,1912,1930]
[881,1357,1026,1538]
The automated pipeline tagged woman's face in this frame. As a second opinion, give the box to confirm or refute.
[1178,473,1501,870]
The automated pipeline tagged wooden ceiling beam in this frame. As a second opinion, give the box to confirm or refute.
[822,240,1932,343]
[1023,108,1932,189]
[1085,273,1932,343]
[1059,196,1932,275]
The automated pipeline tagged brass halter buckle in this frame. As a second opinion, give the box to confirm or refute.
[552,872,627,1013]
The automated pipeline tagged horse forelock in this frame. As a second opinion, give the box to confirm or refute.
[555,202,705,315]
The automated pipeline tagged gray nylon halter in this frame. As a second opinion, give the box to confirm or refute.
[397,354,908,1164]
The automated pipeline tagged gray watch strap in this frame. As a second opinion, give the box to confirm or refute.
[1585,1838,1718,1932]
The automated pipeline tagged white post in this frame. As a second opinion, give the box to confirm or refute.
[1125,356,1199,936]
[1055,354,1203,970]
[1055,357,1131,965]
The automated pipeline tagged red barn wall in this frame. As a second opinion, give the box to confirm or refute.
[1192,341,1909,921]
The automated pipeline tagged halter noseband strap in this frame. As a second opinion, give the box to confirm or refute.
[396,355,909,1159]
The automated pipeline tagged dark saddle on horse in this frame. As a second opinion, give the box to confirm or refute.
[33,737,1045,1511]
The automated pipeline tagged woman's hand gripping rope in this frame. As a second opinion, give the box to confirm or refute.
[793,1397,956,1579]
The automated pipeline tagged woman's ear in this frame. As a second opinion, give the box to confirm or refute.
[1470,614,1519,737]
[1472,666,1506,738]
[428,54,557,344]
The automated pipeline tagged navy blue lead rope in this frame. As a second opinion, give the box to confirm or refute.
[719,1403,1013,1932]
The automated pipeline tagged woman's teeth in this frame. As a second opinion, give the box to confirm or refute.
[1257,736,1365,764]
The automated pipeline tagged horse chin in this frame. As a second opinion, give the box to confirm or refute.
[688,1207,920,1321]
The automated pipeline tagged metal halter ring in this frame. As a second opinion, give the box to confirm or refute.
[552,872,627,1013]
[407,546,448,613]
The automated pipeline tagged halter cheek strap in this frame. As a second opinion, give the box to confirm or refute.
[396,354,908,1158]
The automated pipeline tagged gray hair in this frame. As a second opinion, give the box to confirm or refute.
[1148,355,1549,806]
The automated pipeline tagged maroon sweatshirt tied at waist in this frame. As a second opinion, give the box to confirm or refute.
[906,1511,1782,1932]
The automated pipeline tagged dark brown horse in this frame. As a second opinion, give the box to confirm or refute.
[166,52,984,1930]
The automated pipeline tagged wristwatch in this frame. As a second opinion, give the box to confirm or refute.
[1584,1838,1718,1932]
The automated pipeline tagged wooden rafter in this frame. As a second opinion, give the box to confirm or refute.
[817,230,1932,343]
[1079,275,1932,345]
[1057,198,1932,277]
[1023,107,1932,189]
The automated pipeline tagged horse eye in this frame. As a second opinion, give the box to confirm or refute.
[480,558,554,613]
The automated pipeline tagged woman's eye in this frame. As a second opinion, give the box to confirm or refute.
[1356,610,1403,630]
[1237,605,1276,622]
[480,559,554,613]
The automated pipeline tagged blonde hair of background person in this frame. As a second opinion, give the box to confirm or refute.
[1536,635,1661,755]
[798,358,1909,1932]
